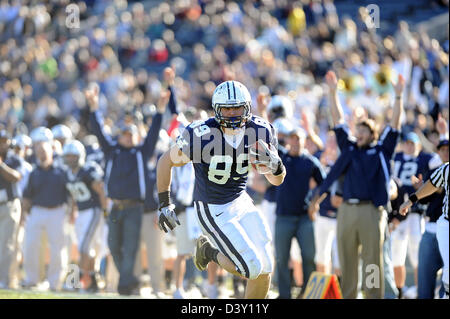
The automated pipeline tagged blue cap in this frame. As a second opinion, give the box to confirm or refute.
[404,132,419,144]
[437,139,449,149]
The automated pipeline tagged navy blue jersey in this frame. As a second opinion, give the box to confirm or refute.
[393,152,437,195]
[0,154,23,202]
[66,161,103,211]
[23,164,69,207]
[393,151,440,213]
[176,116,276,204]
[85,145,105,170]
[276,150,326,217]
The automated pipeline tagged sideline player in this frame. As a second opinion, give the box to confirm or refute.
[400,162,449,298]
[391,132,441,297]
[156,80,286,299]
[63,140,108,292]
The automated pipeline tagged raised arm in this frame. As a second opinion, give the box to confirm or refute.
[325,71,345,128]
[84,83,115,153]
[302,111,324,151]
[142,89,171,159]
[436,113,449,140]
[163,67,179,115]
[390,74,405,131]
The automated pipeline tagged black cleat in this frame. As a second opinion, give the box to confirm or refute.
[194,235,212,271]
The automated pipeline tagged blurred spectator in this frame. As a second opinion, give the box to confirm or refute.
[0,130,23,289]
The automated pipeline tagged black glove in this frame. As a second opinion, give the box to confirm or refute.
[158,191,180,233]
[157,204,180,233]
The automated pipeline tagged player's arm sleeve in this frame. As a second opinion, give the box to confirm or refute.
[378,125,400,159]
[263,121,279,148]
[142,113,163,159]
[89,110,116,153]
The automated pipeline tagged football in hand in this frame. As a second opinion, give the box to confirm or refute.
[249,140,271,174]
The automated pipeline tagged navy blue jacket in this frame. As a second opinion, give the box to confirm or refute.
[89,111,162,201]
[319,124,399,207]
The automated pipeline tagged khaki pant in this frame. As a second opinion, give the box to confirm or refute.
[134,212,164,293]
[337,202,386,299]
[0,199,21,287]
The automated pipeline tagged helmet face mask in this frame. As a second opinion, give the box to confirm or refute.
[212,81,252,129]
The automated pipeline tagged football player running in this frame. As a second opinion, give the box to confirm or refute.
[156,80,286,299]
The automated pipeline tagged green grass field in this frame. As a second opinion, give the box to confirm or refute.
[0,288,137,299]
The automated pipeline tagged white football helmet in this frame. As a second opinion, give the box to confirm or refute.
[272,118,294,136]
[12,134,32,149]
[63,139,86,167]
[51,124,72,141]
[267,95,294,120]
[212,80,252,129]
[30,127,53,143]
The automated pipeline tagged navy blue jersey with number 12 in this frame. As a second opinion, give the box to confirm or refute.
[393,151,439,195]
[176,116,277,205]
